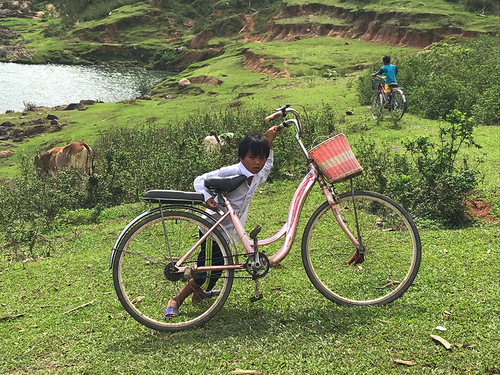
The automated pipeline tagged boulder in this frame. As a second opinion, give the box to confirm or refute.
[178,78,191,88]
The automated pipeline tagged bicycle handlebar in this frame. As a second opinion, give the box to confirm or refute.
[265,104,309,159]
[265,104,304,134]
[265,111,282,121]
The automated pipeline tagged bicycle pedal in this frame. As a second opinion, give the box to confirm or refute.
[250,293,263,303]
[249,225,262,240]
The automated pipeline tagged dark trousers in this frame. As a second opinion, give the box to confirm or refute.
[193,232,224,291]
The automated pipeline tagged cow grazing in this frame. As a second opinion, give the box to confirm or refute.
[202,132,235,153]
[34,141,92,176]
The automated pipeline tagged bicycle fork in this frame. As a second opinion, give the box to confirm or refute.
[318,176,365,265]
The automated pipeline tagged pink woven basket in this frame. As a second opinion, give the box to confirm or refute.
[309,134,363,183]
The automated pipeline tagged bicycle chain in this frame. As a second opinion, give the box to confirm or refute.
[122,250,258,279]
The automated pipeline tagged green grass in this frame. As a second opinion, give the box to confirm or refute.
[1,181,499,374]
[282,0,500,31]
[244,37,419,76]
[274,15,351,26]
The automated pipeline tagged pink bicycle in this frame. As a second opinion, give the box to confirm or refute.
[110,105,421,332]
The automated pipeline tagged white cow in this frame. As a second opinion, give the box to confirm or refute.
[202,133,235,153]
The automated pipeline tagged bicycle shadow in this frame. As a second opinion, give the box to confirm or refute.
[105,299,428,353]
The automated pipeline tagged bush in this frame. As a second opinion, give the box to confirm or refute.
[399,110,482,225]
[351,110,482,226]
[356,35,500,124]
[0,156,92,259]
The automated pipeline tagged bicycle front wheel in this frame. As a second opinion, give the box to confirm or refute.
[301,190,421,306]
[113,211,234,332]
[390,89,406,120]
[370,92,384,119]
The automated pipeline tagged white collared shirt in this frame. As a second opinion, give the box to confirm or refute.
[194,150,274,239]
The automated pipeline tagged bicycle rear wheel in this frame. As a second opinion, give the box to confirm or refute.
[390,89,406,120]
[113,211,233,332]
[370,92,384,119]
[301,190,420,306]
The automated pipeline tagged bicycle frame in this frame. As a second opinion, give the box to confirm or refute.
[168,109,360,275]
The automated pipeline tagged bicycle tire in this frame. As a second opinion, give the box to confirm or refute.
[301,190,421,306]
[370,92,384,120]
[113,211,234,332]
[390,89,406,120]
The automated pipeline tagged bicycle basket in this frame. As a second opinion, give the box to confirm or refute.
[371,78,382,91]
[309,134,363,183]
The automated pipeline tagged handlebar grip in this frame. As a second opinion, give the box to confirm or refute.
[265,111,282,122]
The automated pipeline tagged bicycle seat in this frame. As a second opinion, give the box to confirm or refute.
[143,190,204,204]
[205,174,247,193]
[388,83,398,88]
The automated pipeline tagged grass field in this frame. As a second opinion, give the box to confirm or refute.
[1,3,499,372]
[0,182,499,374]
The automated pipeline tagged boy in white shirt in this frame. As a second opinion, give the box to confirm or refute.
[164,125,282,319]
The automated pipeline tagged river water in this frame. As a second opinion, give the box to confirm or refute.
[0,62,169,113]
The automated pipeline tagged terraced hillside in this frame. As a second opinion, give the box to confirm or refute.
[0,0,498,68]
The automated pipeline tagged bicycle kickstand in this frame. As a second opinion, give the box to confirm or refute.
[249,225,264,303]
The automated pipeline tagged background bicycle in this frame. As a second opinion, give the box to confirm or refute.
[371,75,406,120]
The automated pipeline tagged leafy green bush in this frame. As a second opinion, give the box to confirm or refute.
[357,35,500,124]
[0,156,91,259]
[352,110,482,226]
[150,48,181,70]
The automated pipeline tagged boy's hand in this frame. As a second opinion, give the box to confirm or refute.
[266,125,282,149]
[206,197,218,210]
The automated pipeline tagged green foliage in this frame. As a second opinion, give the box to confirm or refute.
[87,107,306,205]
[150,48,181,70]
[357,35,500,125]
[465,0,500,14]
[0,156,92,259]
[401,110,482,225]
[352,110,482,226]
[57,0,140,25]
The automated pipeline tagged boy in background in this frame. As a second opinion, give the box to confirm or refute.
[372,55,398,108]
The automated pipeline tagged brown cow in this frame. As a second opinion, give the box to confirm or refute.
[34,141,92,176]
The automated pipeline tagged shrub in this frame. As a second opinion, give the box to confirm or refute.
[351,110,482,226]
[0,156,91,259]
[401,110,482,225]
[356,35,500,124]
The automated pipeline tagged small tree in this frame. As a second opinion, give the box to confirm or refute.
[403,110,482,225]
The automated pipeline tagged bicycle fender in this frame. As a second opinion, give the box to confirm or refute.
[109,208,158,269]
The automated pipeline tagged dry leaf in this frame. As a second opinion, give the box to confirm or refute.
[456,343,477,348]
[132,296,145,304]
[231,369,263,375]
[431,334,452,349]
[395,359,417,366]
